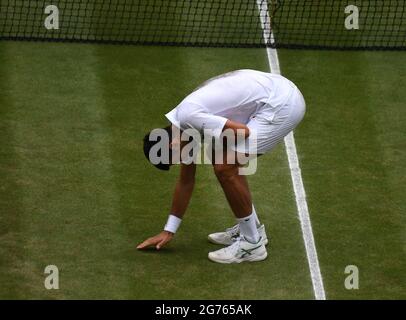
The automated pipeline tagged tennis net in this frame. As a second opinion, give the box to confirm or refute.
[0,0,405,50]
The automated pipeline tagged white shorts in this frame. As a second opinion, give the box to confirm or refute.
[232,86,306,155]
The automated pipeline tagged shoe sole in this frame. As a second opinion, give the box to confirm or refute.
[208,236,269,246]
[208,250,268,264]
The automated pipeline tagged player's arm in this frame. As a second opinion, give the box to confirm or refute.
[176,103,249,140]
[223,119,250,139]
[136,162,196,250]
[170,162,196,218]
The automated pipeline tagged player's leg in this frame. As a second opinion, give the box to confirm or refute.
[212,162,252,219]
[207,121,268,248]
[213,161,263,243]
[207,151,268,263]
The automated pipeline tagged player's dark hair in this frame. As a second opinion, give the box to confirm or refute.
[143,125,173,171]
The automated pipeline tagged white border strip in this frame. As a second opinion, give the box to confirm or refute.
[256,0,326,300]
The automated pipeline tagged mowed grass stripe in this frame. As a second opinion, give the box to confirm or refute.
[0,44,27,299]
[181,47,314,299]
[94,44,313,299]
[357,51,406,298]
[279,50,406,299]
[0,42,134,299]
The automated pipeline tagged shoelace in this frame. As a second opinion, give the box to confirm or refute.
[223,237,242,255]
[226,224,240,237]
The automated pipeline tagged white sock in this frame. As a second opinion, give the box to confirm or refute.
[252,204,261,228]
[238,213,260,243]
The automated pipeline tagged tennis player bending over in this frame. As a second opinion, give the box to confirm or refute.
[138,69,306,264]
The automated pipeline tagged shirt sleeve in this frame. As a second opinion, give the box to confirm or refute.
[175,102,228,140]
[165,108,181,129]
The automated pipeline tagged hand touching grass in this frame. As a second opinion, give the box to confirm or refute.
[137,231,174,250]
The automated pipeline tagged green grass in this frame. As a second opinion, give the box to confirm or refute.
[0,40,405,299]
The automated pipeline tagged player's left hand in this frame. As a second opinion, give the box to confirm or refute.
[136,231,174,250]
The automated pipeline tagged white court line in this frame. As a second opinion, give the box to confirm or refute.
[256,0,326,300]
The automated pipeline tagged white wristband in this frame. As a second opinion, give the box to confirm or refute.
[164,214,182,234]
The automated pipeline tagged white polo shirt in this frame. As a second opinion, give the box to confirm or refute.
[165,69,296,138]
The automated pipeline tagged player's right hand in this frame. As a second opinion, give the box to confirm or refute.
[136,231,174,250]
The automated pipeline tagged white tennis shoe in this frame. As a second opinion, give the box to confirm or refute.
[208,236,267,264]
[208,224,269,246]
